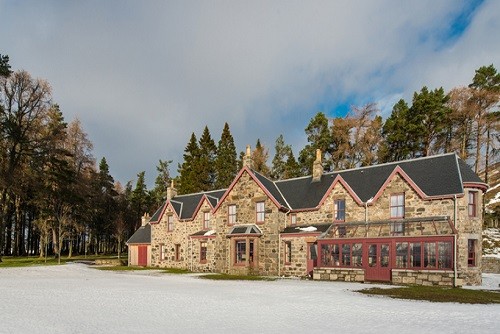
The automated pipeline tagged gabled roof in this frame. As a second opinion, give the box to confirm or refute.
[275,153,478,210]
[150,189,227,224]
[126,224,151,245]
[147,153,485,224]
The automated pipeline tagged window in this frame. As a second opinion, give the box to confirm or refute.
[334,199,346,221]
[397,241,452,269]
[391,222,404,236]
[234,239,255,265]
[256,201,265,223]
[228,204,236,225]
[410,242,421,268]
[468,191,477,217]
[290,214,297,226]
[320,242,361,267]
[167,215,174,232]
[438,242,452,269]
[468,239,476,267]
[390,193,405,218]
[200,241,207,263]
[284,241,292,264]
[396,242,408,268]
[160,244,167,260]
[203,211,211,230]
[235,240,246,264]
[174,244,180,261]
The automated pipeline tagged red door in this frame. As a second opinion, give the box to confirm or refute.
[138,245,148,266]
[365,243,390,281]
[307,243,317,277]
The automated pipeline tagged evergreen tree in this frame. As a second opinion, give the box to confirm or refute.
[150,159,172,207]
[198,126,217,191]
[178,133,200,194]
[380,99,413,162]
[271,134,291,180]
[0,54,11,77]
[299,112,333,174]
[215,122,237,189]
[468,64,500,174]
[131,171,150,229]
[283,150,302,179]
[407,86,450,157]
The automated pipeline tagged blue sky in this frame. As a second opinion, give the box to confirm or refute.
[1,0,499,187]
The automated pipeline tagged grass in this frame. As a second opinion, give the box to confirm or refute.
[198,273,277,281]
[0,255,126,268]
[161,268,191,274]
[358,285,500,304]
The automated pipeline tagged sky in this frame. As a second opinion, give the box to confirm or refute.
[1,0,499,188]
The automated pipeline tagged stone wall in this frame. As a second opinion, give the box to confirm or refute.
[213,171,283,276]
[392,269,460,287]
[280,236,309,277]
[313,268,364,282]
[482,256,500,274]
[455,188,483,285]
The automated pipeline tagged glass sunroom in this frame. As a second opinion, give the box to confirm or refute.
[316,216,456,282]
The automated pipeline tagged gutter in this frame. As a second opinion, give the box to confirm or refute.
[279,207,291,277]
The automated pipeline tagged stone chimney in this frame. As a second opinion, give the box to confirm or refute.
[312,149,323,182]
[166,180,177,200]
[141,212,150,227]
[243,145,253,169]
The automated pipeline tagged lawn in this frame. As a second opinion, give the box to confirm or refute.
[358,285,500,304]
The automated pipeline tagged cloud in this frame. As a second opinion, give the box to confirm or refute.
[1,0,498,186]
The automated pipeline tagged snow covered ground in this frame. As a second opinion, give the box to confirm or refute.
[0,264,499,334]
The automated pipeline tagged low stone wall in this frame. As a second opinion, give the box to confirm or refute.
[392,269,459,287]
[94,258,127,266]
[313,268,364,282]
[482,256,500,274]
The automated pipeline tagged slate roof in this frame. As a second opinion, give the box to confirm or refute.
[274,153,475,210]
[146,153,484,224]
[126,224,151,244]
[457,159,486,184]
[168,189,226,220]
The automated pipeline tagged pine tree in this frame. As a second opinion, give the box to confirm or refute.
[150,159,172,207]
[178,133,201,194]
[0,54,11,77]
[299,112,333,174]
[131,171,150,229]
[271,134,291,180]
[283,150,302,179]
[407,86,450,157]
[380,99,412,162]
[215,122,237,189]
[198,126,217,191]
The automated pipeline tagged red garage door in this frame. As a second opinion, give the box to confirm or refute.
[138,245,148,266]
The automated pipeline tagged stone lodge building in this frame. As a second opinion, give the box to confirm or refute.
[127,149,487,286]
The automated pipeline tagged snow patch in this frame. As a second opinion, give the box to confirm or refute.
[203,230,216,236]
[295,226,317,232]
